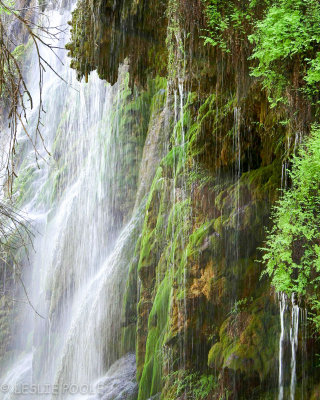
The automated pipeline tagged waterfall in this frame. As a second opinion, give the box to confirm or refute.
[278,293,286,400]
[278,293,300,400]
[1,354,32,400]
[0,2,141,398]
[290,294,299,400]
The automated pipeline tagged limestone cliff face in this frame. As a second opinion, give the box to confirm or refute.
[67,0,320,399]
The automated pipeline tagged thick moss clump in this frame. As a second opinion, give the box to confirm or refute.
[208,296,279,380]
[66,0,168,85]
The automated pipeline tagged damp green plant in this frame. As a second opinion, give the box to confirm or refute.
[249,0,320,105]
[166,370,217,400]
[201,0,255,51]
[202,0,320,105]
[262,124,320,325]
[201,0,269,52]
[228,297,254,316]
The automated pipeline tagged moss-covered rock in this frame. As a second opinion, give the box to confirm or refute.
[59,0,320,398]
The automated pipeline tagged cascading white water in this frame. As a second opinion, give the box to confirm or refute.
[300,308,308,399]
[1,354,32,400]
[233,106,241,267]
[278,292,287,400]
[0,2,141,398]
[278,293,300,400]
[290,294,299,400]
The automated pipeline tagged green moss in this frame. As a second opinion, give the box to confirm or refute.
[66,0,168,85]
[208,297,279,380]
[121,239,141,354]
[138,274,171,400]
[208,342,223,369]
[13,164,37,206]
[164,370,218,400]
[187,220,214,259]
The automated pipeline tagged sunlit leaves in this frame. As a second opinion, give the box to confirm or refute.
[249,0,320,102]
[263,125,320,309]
[202,0,320,104]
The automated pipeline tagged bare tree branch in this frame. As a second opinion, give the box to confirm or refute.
[0,0,66,189]
[0,2,65,316]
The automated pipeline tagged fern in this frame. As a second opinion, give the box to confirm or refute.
[263,124,320,326]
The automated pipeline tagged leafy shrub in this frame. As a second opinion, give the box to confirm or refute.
[249,0,320,104]
[168,370,217,399]
[262,124,320,322]
[201,0,256,52]
[202,0,320,105]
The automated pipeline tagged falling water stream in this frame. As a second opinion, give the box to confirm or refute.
[290,294,300,400]
[278,293,300,400]
[278,293,286,400]
[0,2,141,399]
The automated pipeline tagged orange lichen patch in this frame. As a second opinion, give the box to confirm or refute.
[189,260,214,300]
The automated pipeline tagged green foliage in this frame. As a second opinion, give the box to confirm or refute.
[201,0,259,52]
[166,370,217,400]
[202,0,320,105]
[305,53,320,95]
[249,0,320,104]
[138,274,171,400]
[262,124,320,318]
[11,39,33,64]
[228,297,253,316]
[201,0,231,52]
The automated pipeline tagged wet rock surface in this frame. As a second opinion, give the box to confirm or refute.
[93,353,138,400]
